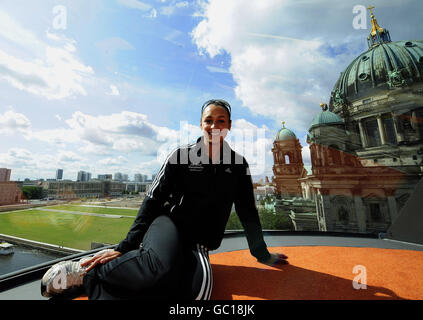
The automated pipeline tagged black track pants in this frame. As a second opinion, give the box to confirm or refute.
[82,215,213,300]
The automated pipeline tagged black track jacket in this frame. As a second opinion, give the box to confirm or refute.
[116,137,271,262]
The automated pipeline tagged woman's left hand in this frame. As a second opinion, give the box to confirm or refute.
[259,253,289,266]
[81,250,122,273]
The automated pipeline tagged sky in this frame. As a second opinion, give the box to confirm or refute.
[0,0,422,181]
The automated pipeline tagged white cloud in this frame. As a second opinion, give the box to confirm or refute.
[28,110,179,156]
[145,8,158,18]
[78,144,112,156]
[0,9,43,54]
[160,1,190,16]
[176,1,189,8]
[163,29,185,47]
[0,147,94,180]
[160,6,175,16]
[58,151,84,163]
[6,148,33,161]
[0,108,31,135]
[0,10,94,100]
[206,66,230,73]
[95,37,135,53]
[107,85,120,96]
[117,0,152,11]
[30,128,80,146]
[191,0,362,132]
[98,156,128,166]
[113,138,144,153]
[0,148,55,178]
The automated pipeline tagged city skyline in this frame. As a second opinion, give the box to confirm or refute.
[0,1,421,181]
[7,167,154,182]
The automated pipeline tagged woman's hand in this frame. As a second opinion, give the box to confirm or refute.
[81,250,122,273]
[259,253,289,267]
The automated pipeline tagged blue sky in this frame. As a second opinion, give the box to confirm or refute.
[0,0,422,181]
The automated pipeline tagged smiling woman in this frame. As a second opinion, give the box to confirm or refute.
[36,98,287,300]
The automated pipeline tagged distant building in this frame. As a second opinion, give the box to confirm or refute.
[98,174,112,181]
[77,171,91,182]
[134,174,148,182]
[125,182,151,193]
[0,168,11,182]
[0,182,23,205]
[254,185,275,201]
[77,171,85,182]
[114,172,123,181]
[44,180,125,200]
[56,169,63,181]
[0,169,22,205]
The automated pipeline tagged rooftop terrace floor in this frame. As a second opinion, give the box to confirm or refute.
[1,231,423,300]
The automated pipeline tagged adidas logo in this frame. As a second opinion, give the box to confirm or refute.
[225,168,232,174]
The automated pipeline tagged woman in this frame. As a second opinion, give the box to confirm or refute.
[41,99,288,300]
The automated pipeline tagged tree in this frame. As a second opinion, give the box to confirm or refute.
[225,208,293,231]
[21,186,43,200]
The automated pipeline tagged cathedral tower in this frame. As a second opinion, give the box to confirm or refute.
[272,122,307,198]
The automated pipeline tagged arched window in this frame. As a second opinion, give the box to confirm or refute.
[285,154,290,164]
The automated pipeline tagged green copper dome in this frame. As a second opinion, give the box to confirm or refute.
[330,40,423,107]
[275,122,296,141]
[309,105,344,130]
[329,9,423,109]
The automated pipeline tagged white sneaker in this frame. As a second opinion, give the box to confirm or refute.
[41,249,114,297]
[41,260,87,297]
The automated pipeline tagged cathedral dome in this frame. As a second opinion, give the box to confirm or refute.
[329,9,423,110]
[309,104,344,130]
[275,122,296,141]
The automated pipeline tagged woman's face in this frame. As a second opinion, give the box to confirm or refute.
[200,104,232,145]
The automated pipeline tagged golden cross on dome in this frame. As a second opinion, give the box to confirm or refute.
[282,121,286,128]
[367,4,384,36]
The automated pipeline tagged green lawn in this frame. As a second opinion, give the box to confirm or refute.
[47,205,139,216]
[0,209,134,251]
[0,206,292,252]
